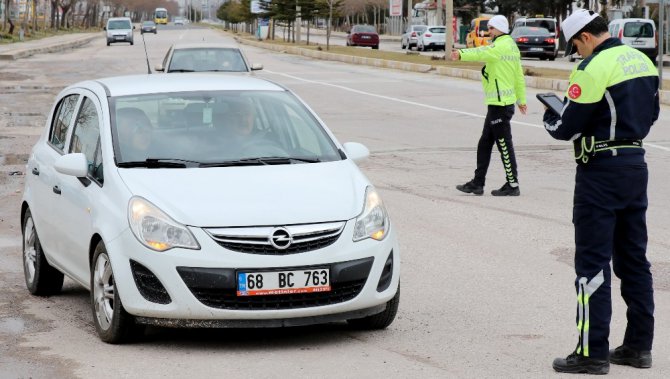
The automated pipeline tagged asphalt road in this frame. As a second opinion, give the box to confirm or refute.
[1,24,669,378]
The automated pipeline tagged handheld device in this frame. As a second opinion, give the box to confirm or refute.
[536,93,565,116]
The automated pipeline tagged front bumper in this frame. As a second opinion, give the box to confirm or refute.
[107,220,400,324]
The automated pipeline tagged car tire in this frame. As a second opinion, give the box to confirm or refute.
[130,41,134,46]
[91,242,136,344]
[347,285,399,330]
[372,45,379,50]
[106,40,111,46]
[569,56,576,62]
[22,208,64,296]
[401,41,405,49]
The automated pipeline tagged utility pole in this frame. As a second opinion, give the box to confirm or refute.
[407,0,412,29]
[296,5,301,44]
[437,0,443,26]
[446,0,453,51]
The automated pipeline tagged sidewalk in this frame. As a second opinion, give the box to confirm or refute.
[0,32,99,60]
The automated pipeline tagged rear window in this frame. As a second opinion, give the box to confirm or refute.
[479,20,489,30]
[429,27,446,33]
[414,26,427,32]
[353,25,376,33]
[524,19,556,33]
[623,22,654,38]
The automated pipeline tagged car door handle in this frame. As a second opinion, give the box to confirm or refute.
[32,167,39,176]
[52,185,61,195]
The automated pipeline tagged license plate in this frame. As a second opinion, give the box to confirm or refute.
[530,47,544,52]
[115,36,124,40]
[631,41,645,45]
[237,268,331,296]
[362,35,371,39]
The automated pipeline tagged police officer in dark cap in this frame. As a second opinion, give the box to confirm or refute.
[543,9,658,375]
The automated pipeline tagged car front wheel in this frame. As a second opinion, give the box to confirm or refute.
[91,242,136,343]
[347,285,399,330]
[22,208,64,296]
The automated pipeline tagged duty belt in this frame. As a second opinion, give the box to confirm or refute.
[574,136,643,164]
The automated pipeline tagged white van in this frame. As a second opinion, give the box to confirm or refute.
[105,17,134,46]
[609,18,657,61]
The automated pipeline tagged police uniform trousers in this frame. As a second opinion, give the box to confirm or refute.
[572,157,654,359]
[473,104,518,187]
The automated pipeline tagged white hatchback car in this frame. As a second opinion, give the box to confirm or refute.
[21,74,400,343]
[417,26,446,51]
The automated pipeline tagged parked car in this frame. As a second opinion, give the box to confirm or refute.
[609,18,658,61]
[511,26,558,60]
[417,26,446,51]
[155,43,262,73]
[401,24,427,50]
[140,20,157,35]
[174,17,185,26]
[346,25,380,49]
[466,17,491,48]
[105,17,134,46]
[21,73,401,343]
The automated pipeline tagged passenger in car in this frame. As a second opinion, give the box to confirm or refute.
[115,107,153,161]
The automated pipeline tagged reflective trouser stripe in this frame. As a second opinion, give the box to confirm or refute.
[497,138,517,185]
[576,270,605,357]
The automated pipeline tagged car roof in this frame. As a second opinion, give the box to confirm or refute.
[87,74,284,97]
[170,42,242,50]
[108,17,131,21]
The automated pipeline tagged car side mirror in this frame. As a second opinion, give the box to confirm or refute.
[250,63,263,71]
[55,153,89,178]
[103,26,107,31]
[133,26,136,30]
[342,142,369,163]
[155,64,164,72]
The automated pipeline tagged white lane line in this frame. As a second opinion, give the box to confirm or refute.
[264,70,669,152]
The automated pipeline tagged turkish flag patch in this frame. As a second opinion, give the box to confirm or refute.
[568,84,582,99]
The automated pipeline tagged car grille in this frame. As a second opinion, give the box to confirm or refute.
[205,221,345,255]
[176,257,374,310]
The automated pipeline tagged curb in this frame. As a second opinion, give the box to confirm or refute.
[0,34,99,60]
[237,37,670,105]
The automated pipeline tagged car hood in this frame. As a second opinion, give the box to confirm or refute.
[117,161,368,227]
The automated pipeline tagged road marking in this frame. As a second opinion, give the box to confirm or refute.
[265,70,670,152]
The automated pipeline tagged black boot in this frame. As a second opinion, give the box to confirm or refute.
[491,182,520,196]
[456,180,483,195]
[552,352,609,375]
[609,345,652,368]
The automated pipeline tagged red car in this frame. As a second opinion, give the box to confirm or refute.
[346,25,380,49]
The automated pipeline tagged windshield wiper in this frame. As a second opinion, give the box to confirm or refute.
[118,158,201,168]
[199,157,321,167]
[168,69,194,72]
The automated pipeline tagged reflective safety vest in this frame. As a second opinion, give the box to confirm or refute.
[458,34,527,106]
[543,38,659,162]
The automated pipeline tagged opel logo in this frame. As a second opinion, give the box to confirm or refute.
[269,227,292,250]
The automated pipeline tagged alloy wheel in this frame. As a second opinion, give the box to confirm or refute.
[93,253,115,331]
[23,216,37,284]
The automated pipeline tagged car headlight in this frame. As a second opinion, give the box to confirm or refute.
[353,186,389,242]
[128,197,200,251]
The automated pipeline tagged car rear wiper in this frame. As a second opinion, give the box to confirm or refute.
[118,158,201,168]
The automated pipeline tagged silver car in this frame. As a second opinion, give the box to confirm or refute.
[401,25,427,50]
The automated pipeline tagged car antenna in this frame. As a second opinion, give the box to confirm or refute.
[141,33,152,74]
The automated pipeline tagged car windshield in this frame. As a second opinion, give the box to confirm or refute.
[108,20,131,30]
[354,25,376,33]
[168,48,249,72]
[512,27,552,37]
[143,22,154,26]
[111,90,342,166]
[624,22,653,38]
[479,20,489,30]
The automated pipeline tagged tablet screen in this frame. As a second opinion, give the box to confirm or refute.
[536,93,565,116]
